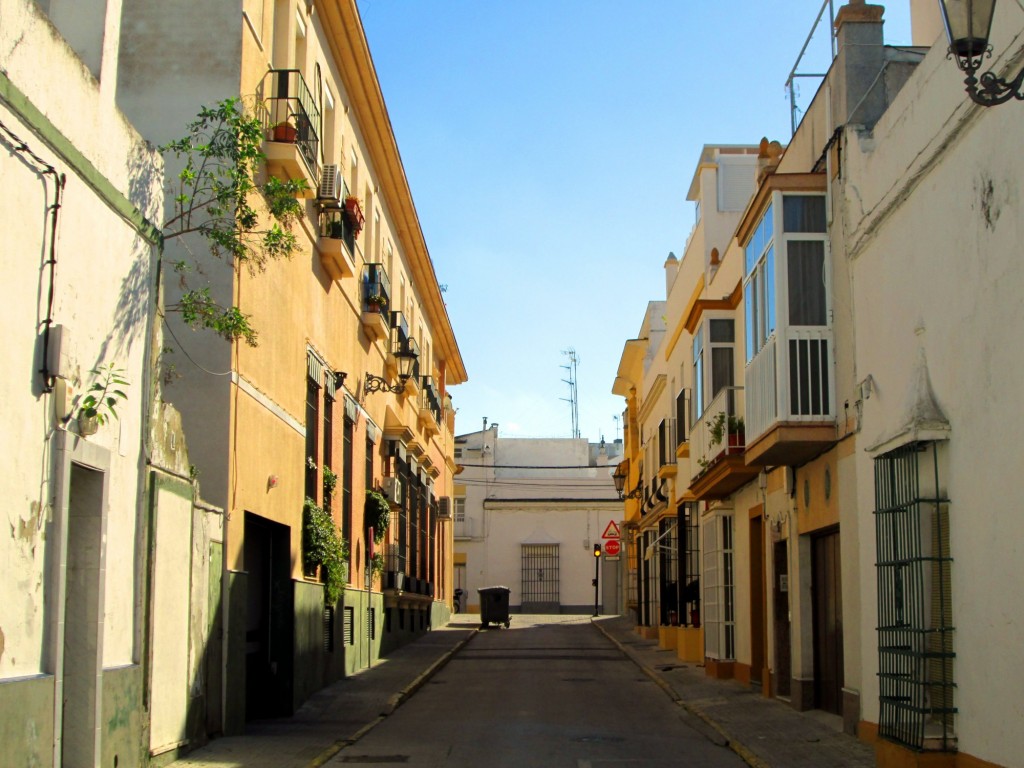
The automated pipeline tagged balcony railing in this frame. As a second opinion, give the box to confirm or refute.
[258,69,321,181]
[362,263,392,327]
[658,418,676,470]
[675,388,691,449]
[390,310,410,352]
[745,327,834,445]
[421,376,442,426]
[690,386,746,482]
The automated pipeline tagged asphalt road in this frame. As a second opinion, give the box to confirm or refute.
[328,615,745,767]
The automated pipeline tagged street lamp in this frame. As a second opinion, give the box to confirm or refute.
[365,346,418,394]
[612,463,643,500]
[940,0,1024,105]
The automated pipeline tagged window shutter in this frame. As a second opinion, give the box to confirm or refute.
[703,518,720,659]
[718,159,756,212]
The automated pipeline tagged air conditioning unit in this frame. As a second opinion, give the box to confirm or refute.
[437,496,452,519]
[318,164,341,204]
[382,476,404,505]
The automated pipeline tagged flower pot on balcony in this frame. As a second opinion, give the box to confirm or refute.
[728,433,745,449]
[272,122,298,143]
[78,412,99,436]
[344,195,365,234]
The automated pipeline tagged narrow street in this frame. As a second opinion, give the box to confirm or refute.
[328,616,744,768]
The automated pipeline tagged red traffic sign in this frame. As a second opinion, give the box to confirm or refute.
[604,539,621,557]
[602,520,621,539]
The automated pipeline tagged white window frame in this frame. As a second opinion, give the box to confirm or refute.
[692,313,736,424]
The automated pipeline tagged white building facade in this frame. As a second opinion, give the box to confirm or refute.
[0,1,163,764]
[454,426,622,615]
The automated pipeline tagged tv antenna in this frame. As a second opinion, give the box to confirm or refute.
[561,348,580,439]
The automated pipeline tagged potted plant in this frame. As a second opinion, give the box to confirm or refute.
[727,415,745,448]
[365,294,387,313]
[706,412,727,447]
[272,121,298,143]
[343,194,365,234]
[327,218,345,239]
[77,364,129,437]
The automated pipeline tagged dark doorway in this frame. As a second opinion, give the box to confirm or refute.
[773,539,791,697]
[244,513,294,720]
[63,463,105,767]
[206,542,224,735]
[748,515,766,688]
[812,528,844,715]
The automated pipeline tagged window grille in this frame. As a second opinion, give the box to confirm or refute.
[521,544,559,612]
[874,442,955,751]
[703,514,735,659]
[681,503,700,627]
[343,606,354,645]
[658,518,678,625]
[323,606,335,652]
[366,607,376,640]
[703,518,720,658]
[722,516,735,659]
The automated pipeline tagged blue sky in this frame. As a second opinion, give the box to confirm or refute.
[357,1,913,442]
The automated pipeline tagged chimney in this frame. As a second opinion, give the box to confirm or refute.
[833,0,887,128]
[756,137,784,185]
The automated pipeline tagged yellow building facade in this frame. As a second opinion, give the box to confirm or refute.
[117,0,466,744]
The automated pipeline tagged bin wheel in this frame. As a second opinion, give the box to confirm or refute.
[504,619,511,628]
[480,622,487,629]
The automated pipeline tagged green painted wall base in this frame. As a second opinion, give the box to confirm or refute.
[102,665,146,768]
[224,570,247,737]
[0,674,54,767]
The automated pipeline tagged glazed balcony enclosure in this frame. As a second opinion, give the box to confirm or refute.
[739,178,836,466]
[258,68,320,196]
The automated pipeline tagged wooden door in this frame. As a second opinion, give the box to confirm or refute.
[812,529,844,715]
[773,540,791,697]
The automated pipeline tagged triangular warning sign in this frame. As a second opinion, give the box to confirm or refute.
[601,520,621,539]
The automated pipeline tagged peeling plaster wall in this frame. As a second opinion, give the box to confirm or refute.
[1,0,160,679]
[1,0,161,761]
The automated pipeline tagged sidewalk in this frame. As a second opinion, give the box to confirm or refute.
[167,619,479,768]
[592,615,876,768]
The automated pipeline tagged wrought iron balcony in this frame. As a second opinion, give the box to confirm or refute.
[361,263,391,342]
[258,68,321,183]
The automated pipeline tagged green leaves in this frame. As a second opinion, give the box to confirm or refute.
[303,498,349,605]
[79,364,129,425]
[174,288,258,346]
[364,490,391,544]
[161,98,307,348]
